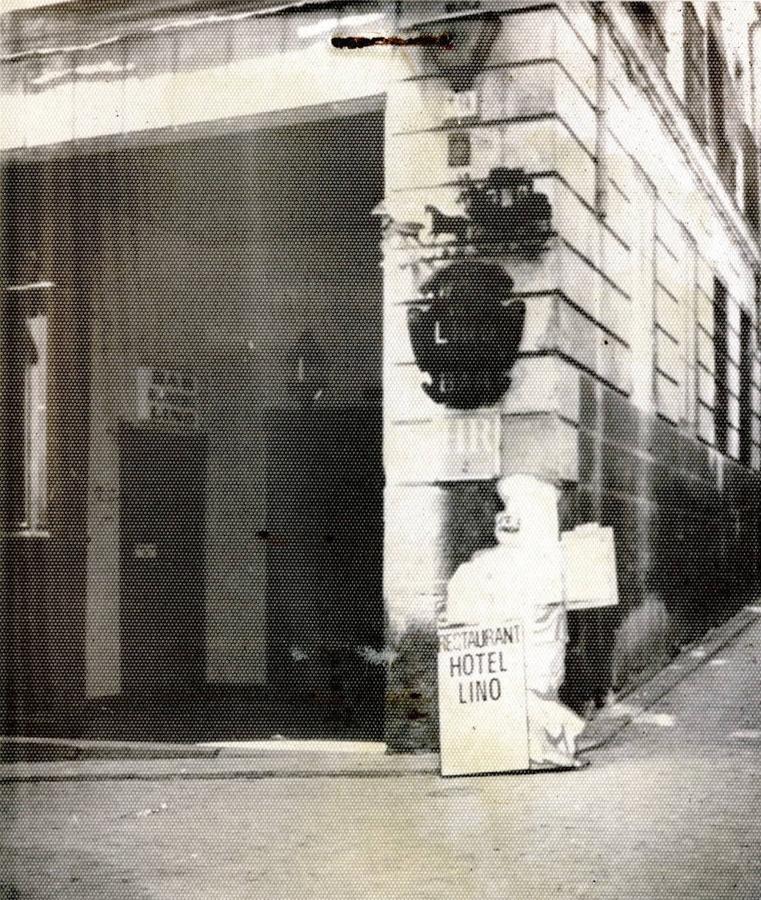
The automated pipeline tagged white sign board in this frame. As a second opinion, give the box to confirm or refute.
[561,523,619,610]
[438,620,530,777]
[136,367,197,428]
[436,413,500,481]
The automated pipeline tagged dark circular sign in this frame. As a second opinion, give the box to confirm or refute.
[407,261,525,409]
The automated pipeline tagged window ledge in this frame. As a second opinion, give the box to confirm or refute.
[6,529,51,539]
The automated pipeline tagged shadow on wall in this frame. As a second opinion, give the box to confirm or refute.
[385,475,761,748]
[611,592,676,692]
[385,625,440,754]
[563,565,759,715]
[384,482,503,752]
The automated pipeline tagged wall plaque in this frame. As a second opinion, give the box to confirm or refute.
[438,412,500,480]
[136,367,197,427]
[407,261,525,409]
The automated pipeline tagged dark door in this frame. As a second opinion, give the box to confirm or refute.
[265,407,384,704]
[119,426,208,694]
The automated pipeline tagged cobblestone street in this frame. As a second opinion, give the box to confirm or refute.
[3,615,761,900]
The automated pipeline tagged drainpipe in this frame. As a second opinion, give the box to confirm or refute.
[595,2,609,220]
[749,14,761,270]
[749,11,761,141]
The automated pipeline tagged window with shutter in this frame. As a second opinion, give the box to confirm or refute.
[707,23,738,195]
[743,124,760,234]
[683,2,707,141]
[740,309,753,466]
[714,278,729,455]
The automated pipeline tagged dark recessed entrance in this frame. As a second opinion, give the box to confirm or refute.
[265,407,385,733]
[94,105,386,741]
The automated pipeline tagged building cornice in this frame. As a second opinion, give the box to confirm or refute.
[600,2,761,272]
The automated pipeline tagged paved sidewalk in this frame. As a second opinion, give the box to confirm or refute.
[0,606,761,781]
[2,604,759,781]
[2,605,761,899]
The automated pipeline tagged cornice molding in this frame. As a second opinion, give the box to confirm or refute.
[601,2,761,272]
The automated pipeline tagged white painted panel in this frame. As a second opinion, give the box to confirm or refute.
[696,290,714,332]
[655,284,682,341]
[628,163,656,413]
[500,355,581,423]
[655,328,683,384]
[655,242,684,306]
[696,256,715,296]
[557,244,632,344]
[385,485,448,595]
[728,394,741,429]
[386,125,503,191]
[727,363,741,400]
[697,328,715,373]
[500,413,579,482]
[728,427,741,460]
[727,328,742,366]
[656,202,684,260]
[698,366,715,407]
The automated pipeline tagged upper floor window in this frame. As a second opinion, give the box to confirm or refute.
[683,2,707,141]
[743,124,760,234]
[684,7,758,226]
[739,307,753,467]
[6,287,48,532]
[714,277,729,455]
[625,2,668,70]
[707,22,737,195]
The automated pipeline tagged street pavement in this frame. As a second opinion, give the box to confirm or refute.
[2,612,761,900]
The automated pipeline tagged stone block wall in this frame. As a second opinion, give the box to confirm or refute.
[560,374,761,712]
[5,0,761,746]
[383,4,595,748]
[383,2,761,748]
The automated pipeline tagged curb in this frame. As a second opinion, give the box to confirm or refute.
[0,736,219,763]
[3,604,759,781]
[0,753,441,783]
[578,603,761,752]
[0,737,389,763]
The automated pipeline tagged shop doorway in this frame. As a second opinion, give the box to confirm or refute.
[265,407,385,723]
[119,426,208,694]
[88,102,385,740]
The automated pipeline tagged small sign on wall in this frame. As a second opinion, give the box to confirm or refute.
[452,89,479,120]
[386,412,501,484]
[438,619,530,776]
[438,412,500,481]
[136,367,197,428]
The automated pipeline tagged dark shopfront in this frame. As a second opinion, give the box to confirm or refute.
[3,103,388,741]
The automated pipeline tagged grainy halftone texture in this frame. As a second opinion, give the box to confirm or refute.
[3,2,761,897]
